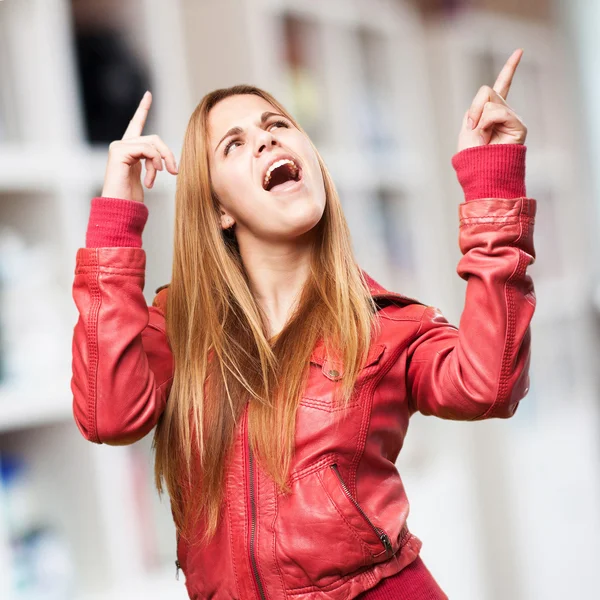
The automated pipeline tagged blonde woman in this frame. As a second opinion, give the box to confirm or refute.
[71,48,534,599]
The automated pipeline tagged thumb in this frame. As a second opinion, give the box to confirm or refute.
[458,110,485,151]
[479,126,493,146]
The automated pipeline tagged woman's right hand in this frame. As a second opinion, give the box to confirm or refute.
[101,91,179,203]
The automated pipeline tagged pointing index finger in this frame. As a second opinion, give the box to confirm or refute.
[493,49,523,101]
[122,91,152,140]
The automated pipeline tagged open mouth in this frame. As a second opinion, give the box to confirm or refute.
[263,159,302,192]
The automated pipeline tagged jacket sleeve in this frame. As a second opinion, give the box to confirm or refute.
[71,197,174,445]
[406,144,536,420]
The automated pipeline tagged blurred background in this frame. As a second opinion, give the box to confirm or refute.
[0,0,599,598]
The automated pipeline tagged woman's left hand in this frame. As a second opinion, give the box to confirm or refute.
[457,48,528,152]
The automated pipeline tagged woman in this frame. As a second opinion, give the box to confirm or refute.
[71,48,535,600]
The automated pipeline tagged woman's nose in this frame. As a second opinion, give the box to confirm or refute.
[254,130,278,156]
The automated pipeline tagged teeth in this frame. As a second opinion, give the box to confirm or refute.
[263,158,299,188]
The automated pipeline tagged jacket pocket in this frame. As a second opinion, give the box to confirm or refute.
[319,462,394,560]
[274,457,394,591]
[300,343,386,412]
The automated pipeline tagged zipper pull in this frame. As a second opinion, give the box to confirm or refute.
[379,530,393,555]
[175,558,181,581]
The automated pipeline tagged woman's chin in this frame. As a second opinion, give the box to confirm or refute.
[255,215,322,244]
[281,206,324,239]
[241,193,325,243]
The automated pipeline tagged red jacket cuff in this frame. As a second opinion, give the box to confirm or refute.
[451,144,527,202]
[85,197,149,248]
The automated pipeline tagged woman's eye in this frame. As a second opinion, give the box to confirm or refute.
[269,120,289,131]
[225,140,241,155]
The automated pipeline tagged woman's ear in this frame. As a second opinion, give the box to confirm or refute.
[220,212,235,230]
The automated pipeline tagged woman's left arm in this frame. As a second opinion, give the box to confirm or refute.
[406,49,536,421]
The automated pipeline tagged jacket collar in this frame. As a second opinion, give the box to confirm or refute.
[361,271,422,306]
[309,271,422,367]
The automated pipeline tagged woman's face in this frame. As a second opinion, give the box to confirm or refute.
[208,94,326,243]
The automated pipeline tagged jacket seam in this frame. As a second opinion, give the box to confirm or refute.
[459,216,519,226]
[146,314,172,353]
[146,321,167,337]
[76,266,145,277]
[156,374,174,395]
[459,214,534,227]
[242,408,251,598]
[477,199,529,420]
[377,305,427,323]
[378,313,423,322]
[225,471,243,599]
[350,369,382,494]
[350,326,419,493]
[271,477,288,599]
[285,561,380,595]
[87,250,102,444]
[448,360,483,420]
[410,318,465,408]
[405,310,428,416]
[279,453,338,488]
[254,467,271,600]
[299,397,359,412]
[316,469,375,560]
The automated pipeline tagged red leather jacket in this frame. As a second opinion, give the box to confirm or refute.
[71,144,535,599]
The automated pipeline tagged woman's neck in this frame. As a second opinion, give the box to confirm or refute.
[239,236,312,339]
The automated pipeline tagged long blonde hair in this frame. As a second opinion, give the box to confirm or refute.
[153,85,378,547]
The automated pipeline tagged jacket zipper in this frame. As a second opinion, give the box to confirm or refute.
[175,528,181,580]
[248,417,268,599]
[175,529,182,580]
[173,406,268,593]
[330,463,393,557]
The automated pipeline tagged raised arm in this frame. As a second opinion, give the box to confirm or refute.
[71,92,178,445]
[407,49,536,421]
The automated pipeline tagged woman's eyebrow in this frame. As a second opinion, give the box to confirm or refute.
[215,111,287,154]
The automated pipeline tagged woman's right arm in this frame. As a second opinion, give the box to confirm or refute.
[71,92,178,445]
[71,198,174,445]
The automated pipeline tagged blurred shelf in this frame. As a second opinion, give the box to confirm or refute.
[0,145,108,192]
[0,144,179,197]
[260,0,410,32]
[0,145,65,191]
[319,147,426,191]
[0,0,188,597]
[0,375,72,434]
